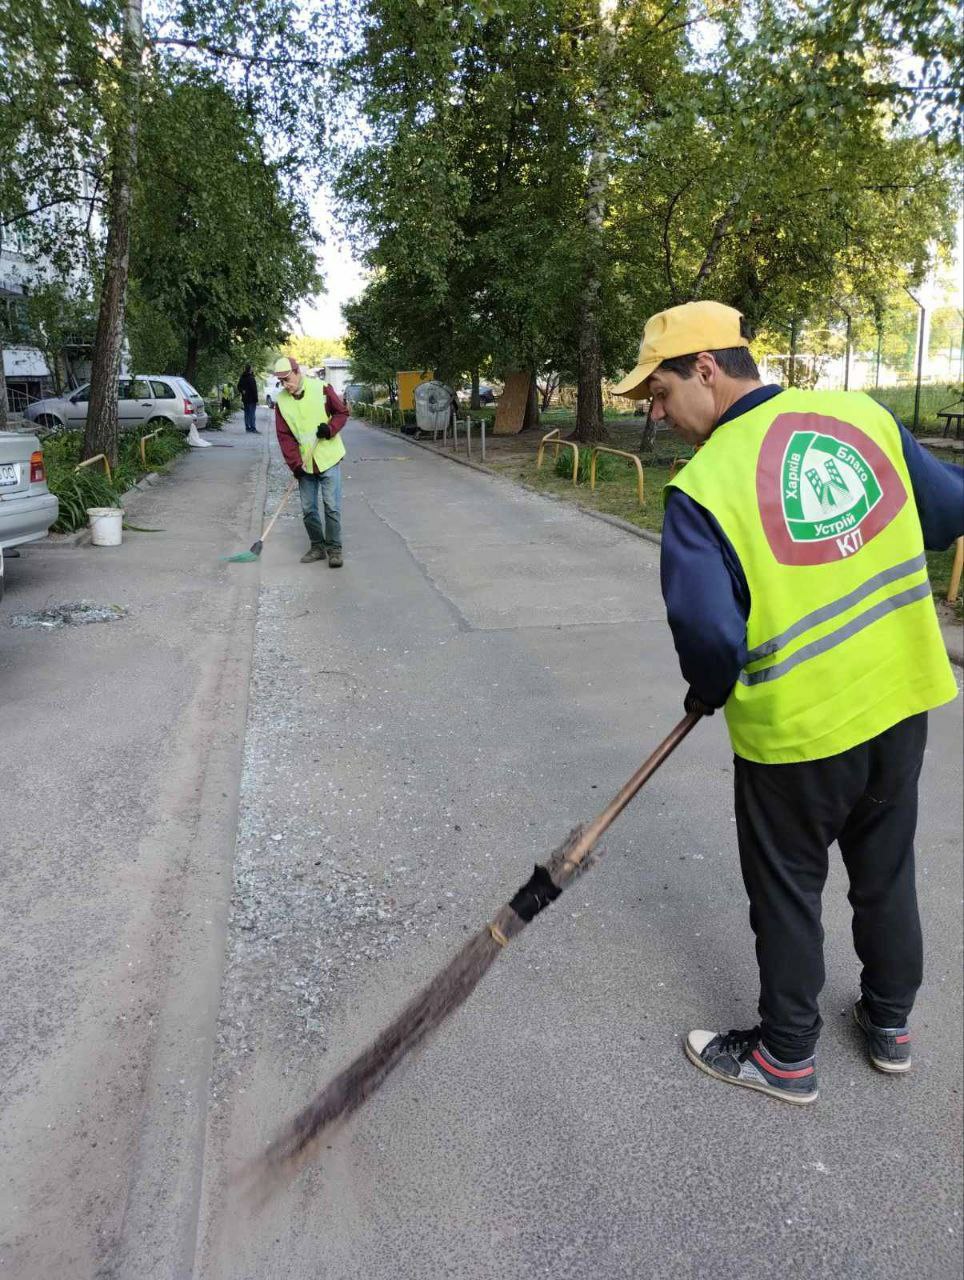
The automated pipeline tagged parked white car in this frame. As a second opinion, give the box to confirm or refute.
[0,430,59,549]
[23,375,208,434]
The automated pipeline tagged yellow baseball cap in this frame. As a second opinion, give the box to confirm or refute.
[611,301,749,398]
[271,355,298,376]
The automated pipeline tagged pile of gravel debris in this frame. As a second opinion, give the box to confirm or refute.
[10,601,127,629]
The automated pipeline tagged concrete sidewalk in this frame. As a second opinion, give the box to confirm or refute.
[0,411,269,1278]
[196,419,962,1280]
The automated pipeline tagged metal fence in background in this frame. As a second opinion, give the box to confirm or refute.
[759,302,964,434]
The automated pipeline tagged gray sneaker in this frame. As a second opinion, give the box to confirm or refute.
[300,545,326,563]
[853,999,912,1073]
[685,1026,818,1105]
[327,548,343,568]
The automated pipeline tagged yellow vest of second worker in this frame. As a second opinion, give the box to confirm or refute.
[277,376,345,474]
[667,388,956,763]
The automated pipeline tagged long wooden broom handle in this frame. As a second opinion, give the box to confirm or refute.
[260,477,298,541]
[567,710,702,869]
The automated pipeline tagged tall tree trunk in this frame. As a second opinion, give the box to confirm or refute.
[82,0,143,465]
[843,310,852,391]
[574,287,605,442]
[185,325,200,386]
[524,369,540,430]
[53,350,68,397]
[691,184,746,299]
[0,230,8,431]
[0,334,8,432]
[639,403,656,455]
[572,0,616,445]
[788,316,798,388]
[470,367,481,410]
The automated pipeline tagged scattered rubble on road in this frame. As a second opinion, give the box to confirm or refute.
[10,601,127,629]
[209,577,434,1105]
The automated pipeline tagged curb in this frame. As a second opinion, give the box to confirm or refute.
[31,459,184,550]
[36,481,146,549]
[41,527,92,549]
[362,418,964,670]
[942,624,964,670]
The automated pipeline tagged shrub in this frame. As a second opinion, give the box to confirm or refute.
[204,399,229,429]
[42,428,189,532]
[553,447,628,484]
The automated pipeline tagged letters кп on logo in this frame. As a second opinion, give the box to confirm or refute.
[757,413,906,566]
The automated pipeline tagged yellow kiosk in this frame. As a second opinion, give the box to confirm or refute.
[397,370,434,412]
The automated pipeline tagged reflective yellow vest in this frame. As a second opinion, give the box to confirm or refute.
[277,377,345,474]
[667,388,957,763]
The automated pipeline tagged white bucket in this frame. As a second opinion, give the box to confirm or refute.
[87,507,124,546]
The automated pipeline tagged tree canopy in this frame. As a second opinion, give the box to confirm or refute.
[285,333,350,366]
[129,70,318,388]
[5,0,959,450]
[1,0,342,456]
[337,0,961,440]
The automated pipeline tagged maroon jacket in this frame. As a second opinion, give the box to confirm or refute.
[275,382,349,475]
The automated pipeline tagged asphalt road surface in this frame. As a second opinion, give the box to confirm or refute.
[2,413,961,1279]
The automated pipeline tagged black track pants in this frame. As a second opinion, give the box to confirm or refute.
[734,713,927,1062]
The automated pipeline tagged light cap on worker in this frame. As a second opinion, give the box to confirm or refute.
[612,301,749,398]
[272,355,299,377]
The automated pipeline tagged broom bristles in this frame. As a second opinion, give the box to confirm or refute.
[246,825,589,1200]
[254,927,502,1187]
[245,713,701,1205]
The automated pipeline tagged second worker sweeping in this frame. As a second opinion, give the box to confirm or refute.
[272,355,350,567]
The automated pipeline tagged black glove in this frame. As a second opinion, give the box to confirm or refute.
[316,423,332,440]
[293,466,306,478]
[684,687,716,717]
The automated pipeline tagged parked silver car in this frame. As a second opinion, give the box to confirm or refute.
[0,430,59,549]
[23,374,208,434]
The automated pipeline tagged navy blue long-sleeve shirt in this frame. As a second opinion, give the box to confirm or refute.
[660,385,964,708]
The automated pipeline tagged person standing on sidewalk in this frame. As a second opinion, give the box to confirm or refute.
[272,355,349,567]
[612,300,963,1105]
[237,363,260,433]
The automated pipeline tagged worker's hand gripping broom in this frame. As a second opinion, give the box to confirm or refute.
[251,710,703,1197]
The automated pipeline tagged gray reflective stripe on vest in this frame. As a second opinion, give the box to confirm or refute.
[745,552,928,663]
[739,578,932,686]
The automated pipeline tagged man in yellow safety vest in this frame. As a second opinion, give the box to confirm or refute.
[272,355,349,567]
[613,301,963,1105]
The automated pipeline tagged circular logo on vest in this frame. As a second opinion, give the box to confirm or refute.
[756,412,906,566]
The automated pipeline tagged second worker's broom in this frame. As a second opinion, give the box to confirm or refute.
[223,476,298,562]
